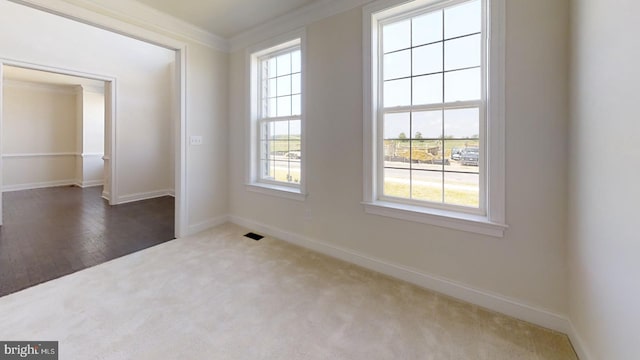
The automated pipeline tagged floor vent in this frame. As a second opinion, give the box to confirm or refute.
[244,232,264,241]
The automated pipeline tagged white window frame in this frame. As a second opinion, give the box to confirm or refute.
[246,29,307,201]
[363,0,507,237]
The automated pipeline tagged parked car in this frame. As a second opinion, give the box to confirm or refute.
[461,148,479,166]
[285,151,301,159]
[451,148,462,161]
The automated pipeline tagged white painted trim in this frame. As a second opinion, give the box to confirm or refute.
[486,0,507,225]
[363,201,507,237]
[105,79,117,207]
[80,153,104,158]
[116,189,174,205]
[1,152,105,159]
[0,59,115,83]
[80,84,105,94]
[245,28,308,200]
[187,215,230,236]
[2,179,77,192]
[2,152,77,158]
[230,0,371,52]
[2,79,78,94]
[76,179,103,188]
[8,0,221,51]
[14,0,375,53]
[174,47,188,238]
[227,215,571,334]
[64,0,228,51]
[567,322,593,360]
[361,0,507,232]
[101,190,111,201]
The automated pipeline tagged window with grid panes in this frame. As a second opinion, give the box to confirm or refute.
[379,0,484,213]
[257,45,302,187]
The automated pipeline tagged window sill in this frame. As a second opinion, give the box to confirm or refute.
[246,183,307,201]
[362,201,508,237]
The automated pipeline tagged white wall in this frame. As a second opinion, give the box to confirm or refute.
[78,86,105,187]
[2,80,78,189]
[185,43,229,231]
[569,0,640,358]
[81,87,105,154]
[3,79,107,190]
[229,0,570,319]
[0,1,174,200]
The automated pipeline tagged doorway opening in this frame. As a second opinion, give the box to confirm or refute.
[1,65,109,197]
[0,64,177,297]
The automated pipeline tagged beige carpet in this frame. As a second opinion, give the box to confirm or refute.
[0,223,576,359]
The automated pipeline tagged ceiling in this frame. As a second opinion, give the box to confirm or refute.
[133,0,320,38]
[3,66,105,89]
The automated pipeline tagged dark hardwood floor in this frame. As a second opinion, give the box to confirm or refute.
[0,186,175,297]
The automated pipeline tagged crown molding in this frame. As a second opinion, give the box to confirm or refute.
[229,0,373,52]
[8,0,228,52]
[9,0,374,53]
[64,0,229,51]
[3,79,78,94]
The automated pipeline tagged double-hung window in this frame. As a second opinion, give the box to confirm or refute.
[247,32,306,200]
[363,0,506,236]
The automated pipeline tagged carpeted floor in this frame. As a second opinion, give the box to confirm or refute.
[0,223,577,359]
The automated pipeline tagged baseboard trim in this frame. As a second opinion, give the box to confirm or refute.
[101,191,111,202]
[75,180,104,188]
[567,322,592,360]
[187,215,230,236]
[2,179,77,192]
[116,189,174,204]
[227,215,571,335]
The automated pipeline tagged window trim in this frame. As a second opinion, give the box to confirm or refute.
[363,0,507,236]
[376,4,487,216]
[246,28,307,201]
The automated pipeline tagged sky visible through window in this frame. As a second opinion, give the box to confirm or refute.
[381,0,482,209]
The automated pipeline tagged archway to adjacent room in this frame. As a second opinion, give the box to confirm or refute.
[0,61,118,222]
[0,0,190,297]
[0,47,185,296]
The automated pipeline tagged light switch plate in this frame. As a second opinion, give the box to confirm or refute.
[190,136,203,145]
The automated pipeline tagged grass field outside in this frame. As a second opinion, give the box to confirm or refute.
[261,136,480,207]
[264,137,301,155]
[383,175,480,208]
[263,163,301,184]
